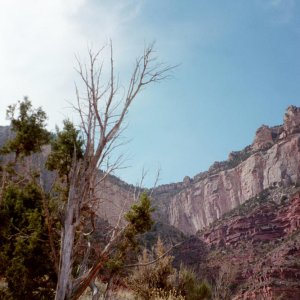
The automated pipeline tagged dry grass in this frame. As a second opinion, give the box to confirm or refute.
[78,284,136,300]
[113,289,136,300]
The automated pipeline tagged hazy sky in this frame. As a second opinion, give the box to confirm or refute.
[0,0,300,187]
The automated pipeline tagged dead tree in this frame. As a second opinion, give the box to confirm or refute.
[54,43,172,300]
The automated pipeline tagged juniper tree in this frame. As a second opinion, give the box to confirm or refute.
[46,120,84,182]
[0,183,57,299]
[0,99,56,299]
[0,97,50,158]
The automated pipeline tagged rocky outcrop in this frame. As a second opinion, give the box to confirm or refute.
[284,105,300,134]
[152,106,300,234]
[85,105,300,235]
[2,106,300,237]
[252,125,274,151]
[193,189,300,300]
[202,189,300,247]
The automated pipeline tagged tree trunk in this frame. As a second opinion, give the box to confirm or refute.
[55,200,76,300]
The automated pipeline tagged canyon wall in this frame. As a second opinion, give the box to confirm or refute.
[93,106,300,235]
[198,188,300,300]
[152,106,300,234]
[1,106,300,237]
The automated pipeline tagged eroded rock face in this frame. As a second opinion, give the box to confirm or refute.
[284,105,300,134]
[152,106,300,234]
[252,125,274,151]
[161,135,300,234]
[197,190,300,300]
[94,174,137,226]
[202,191,300,247]
[2,106,299,239]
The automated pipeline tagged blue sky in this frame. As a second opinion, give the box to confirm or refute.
[0,0,300,186]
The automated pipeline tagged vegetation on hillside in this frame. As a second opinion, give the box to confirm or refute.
[127,238,211,300]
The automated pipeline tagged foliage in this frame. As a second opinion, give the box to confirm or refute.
[127,237,175,300]
[147,288,184,300]
[0,100,57,299]
[46,119,83,180]
[127,238,211,300]
[125,192,155,244]
[177,265,211,300]
[0,97,50,158]
[1,43,170,299]
[0,183,56,299]
[106,192,155,273]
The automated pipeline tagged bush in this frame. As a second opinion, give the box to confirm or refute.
[127,238,211,300]
[127,237,175,299]
[177,265,211,300]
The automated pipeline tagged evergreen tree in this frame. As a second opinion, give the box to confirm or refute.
[106,192,155,272]
[0,183,56,299]
[0,99,56,299]
[1,97,50,158]
[46,119,83,180]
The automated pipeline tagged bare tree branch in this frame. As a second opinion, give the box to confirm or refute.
[124,241,183,268]
[55,42,173,300]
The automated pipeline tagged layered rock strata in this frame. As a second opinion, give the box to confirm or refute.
[1,106,300,237]
[152,106,300,234]
[202,189,300,247]
[197,189,300,300]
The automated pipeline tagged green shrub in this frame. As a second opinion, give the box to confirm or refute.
[127,238,211,300]
[177,265,211,300]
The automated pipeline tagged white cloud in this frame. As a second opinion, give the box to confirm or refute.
[0,0,225,131]
[0,0,143,129]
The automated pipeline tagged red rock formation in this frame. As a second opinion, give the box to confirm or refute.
[202,193,300,247]
[152,106,300,234]
[199,191,300,299]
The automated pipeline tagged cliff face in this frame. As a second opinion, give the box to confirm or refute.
[152,106,300,234]
[197,188,300,300]
[202,188,300,247]
[1,106,300,237]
